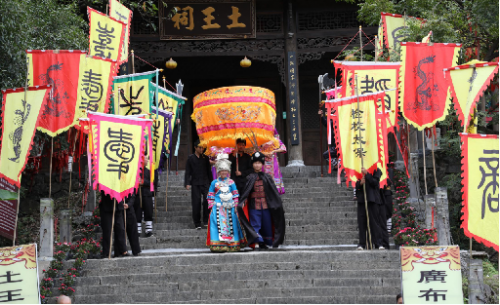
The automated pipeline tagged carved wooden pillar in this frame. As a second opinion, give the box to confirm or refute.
[284,0,304,167]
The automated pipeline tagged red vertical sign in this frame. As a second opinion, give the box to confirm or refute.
[0,178,19,240]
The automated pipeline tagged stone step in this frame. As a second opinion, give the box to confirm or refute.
[72,289,398,304]
[80,261,400,277]
[72,279,400,296]
[75,269,400,287]
[155,198,356,207]
[155,206,357,218]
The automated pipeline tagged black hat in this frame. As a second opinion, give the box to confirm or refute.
[236,138,247,145]
[251,151,265,164]
[194,139,202,147]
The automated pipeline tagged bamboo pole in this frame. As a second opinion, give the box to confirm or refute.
[407,123,412,177]
[374,36,379,62]
[319,79,324,177]
[422,131,428,195]
[49,137,53,198]
[67,131,78,208]
[431,129,438,188]
[354,74,372,250]
[165,159,170,212]
[124,202,127,246]
[359,26,363,60]
[162,77,170,214]
[109,199,116,259]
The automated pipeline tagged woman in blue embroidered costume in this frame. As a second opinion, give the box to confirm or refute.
[206,154,247,252]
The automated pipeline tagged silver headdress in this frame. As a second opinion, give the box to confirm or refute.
[215,154,232,173]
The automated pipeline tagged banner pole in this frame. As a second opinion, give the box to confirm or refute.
[407,122,412,177]
[109,199,116,259]
[359,26,363,60]
[13,179,21,246]
[431,130,438,188]
[162,76,170,214]
[318,76,324,178]
[124,203,127,247]
[354,74,373,250]
[67,131,78,208]
[49,137,53,199]
[422,130,428,195]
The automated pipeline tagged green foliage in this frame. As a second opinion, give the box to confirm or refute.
[357,0,499,60]
[0,0,88,90]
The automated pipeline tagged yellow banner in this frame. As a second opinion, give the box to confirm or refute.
[75,56,117,125]
[112,71,155,116]
[382,13,406,51]
[96,118,145,200]
[109,0,132,64]
[0,87,49,187]
[400,246,463,304]
[0,244,39,303]
[461,133,499,251]
[156,86,180,151]
[341,64,400,131]
[88,7,126,62]
[332,92,384,187]
[446,61,499,130]
[145,108,172,171]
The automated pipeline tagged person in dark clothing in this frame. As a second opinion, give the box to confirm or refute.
[134,168,156,237]
[114,196,141,256]
[229,138,253,195]
[184,139,213,229]
[238,152,286,250]
[99,193,127,258]
[384,165,395,221]
[377,188,390,249]
[355,168,384,250]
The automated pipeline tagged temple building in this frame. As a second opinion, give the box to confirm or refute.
[130,0,376,169]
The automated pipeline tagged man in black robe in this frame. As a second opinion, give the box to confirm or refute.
[115,194,141,256]
[100,193,127,258]
[184,139,212,229]
[237,152,286,250]
[229,138,253,195]
[355,168,384,250]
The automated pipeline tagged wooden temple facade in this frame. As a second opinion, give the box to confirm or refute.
[130,0,376,169]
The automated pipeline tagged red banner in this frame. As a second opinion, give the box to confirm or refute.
[27,50,87,136]
[400,42,461,130]
[0,178,19,240]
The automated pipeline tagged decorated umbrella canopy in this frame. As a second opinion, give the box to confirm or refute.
[191,86,278,155]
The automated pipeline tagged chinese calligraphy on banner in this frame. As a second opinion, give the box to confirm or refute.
[145,107,172,171]
[325,91,385,187]
[88,7,126,62]
[153,83,186,153]
[112,71,156,116]
[87,112,153,202]
[75,55,118,127]
[334,61,400,132]
[0,244,39,304]
[400,246,463,304]
[460,133,499,251]
[287,52,299,146]
[400,42,461,130]
[0,178,19,240]
[445,61,499,130]
[108,0,132,64]
[160,0,256,40]
[0,86,50,187]
[27,50,86,136]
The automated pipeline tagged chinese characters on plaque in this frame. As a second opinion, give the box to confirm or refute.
[287,52,299,145]
[160,0,255,40]
[400,246,463,304]
[0,244,39,304]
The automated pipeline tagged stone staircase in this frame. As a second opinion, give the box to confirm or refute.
[68,166,401,303]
